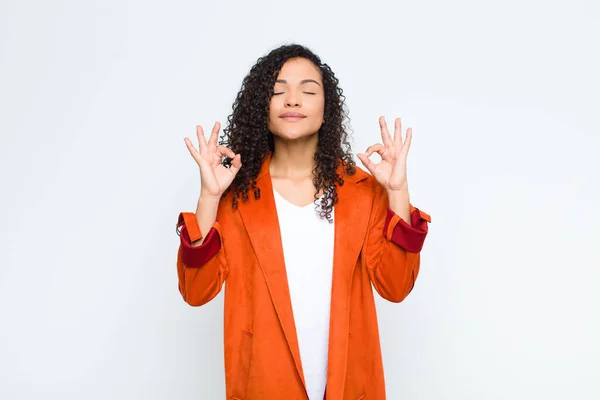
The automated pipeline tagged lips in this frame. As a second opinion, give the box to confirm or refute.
[280,112,306,119]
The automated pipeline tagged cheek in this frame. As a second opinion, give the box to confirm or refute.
[268,101,279,124]
[312,98,325,121]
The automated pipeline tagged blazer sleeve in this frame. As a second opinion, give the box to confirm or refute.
[176,212,229,306]
[362,181,431,303]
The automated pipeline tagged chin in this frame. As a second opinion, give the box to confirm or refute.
[272,129,317,141]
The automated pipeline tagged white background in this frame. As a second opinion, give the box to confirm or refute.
[1,0,599,398]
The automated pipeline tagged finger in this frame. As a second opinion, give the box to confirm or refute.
[357,153,376,175]
[365,143,393,162]
[393,118,403,148]
[229,154,242,176]
[402,127,412,155]
[364,143,385,157]
[216,145,236,160]
[208,121,220,149]
[184,137,202,164]
[379,116,393,148]
[196,125,208,153]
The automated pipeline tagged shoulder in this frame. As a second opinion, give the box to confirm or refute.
[339,163,388,209]
[342,164,383,192]
[342,164,369,184]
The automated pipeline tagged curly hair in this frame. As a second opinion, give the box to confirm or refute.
[220,43,356,222]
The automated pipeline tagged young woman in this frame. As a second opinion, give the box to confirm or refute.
[176,44,431,400]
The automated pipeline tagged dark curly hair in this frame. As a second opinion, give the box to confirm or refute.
[220,43,356,222]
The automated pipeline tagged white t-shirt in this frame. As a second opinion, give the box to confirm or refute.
[273,188,335,400]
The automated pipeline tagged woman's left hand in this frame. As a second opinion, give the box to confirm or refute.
[357,116,411,193]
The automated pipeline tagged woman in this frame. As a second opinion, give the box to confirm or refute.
[176,44,431,400]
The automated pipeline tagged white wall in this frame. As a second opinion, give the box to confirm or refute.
[1,0,598,398]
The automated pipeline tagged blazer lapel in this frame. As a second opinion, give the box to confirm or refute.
[325,166,372,399]
[237,153,307,390]
[237,154,373,398]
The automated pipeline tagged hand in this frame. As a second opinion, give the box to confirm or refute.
[184,122,242,199]
[357,116,411,192]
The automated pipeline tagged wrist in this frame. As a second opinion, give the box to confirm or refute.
[197,194,221,217]
[386,186,409,201]
[198,192,222,205]
[386,188,410,223]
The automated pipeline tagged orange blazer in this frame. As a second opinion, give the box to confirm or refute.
[176,154,431,400]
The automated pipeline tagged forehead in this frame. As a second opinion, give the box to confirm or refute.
[276,58,322,81]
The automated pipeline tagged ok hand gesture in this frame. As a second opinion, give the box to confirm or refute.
[357,116,411,193]
[184,122,242,199]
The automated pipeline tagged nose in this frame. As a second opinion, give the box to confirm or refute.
[284,90,301,107]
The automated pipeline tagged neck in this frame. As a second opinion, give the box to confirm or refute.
[269,134,318,178]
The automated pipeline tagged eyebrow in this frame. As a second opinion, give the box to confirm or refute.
[275,79,322,87]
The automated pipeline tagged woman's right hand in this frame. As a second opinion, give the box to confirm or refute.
[184,122,242,199]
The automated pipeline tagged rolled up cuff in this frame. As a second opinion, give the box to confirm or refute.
[382,207,430,253]
[179,225,221,267]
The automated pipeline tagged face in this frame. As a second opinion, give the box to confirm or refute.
[268,57,325,141]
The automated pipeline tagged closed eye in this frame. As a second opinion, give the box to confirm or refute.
[272,92,316,95]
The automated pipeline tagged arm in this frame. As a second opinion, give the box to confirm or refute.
[192,195,220,247]
[357,116,431,302]
[362,182,431,303]
[177,122,241,306]
[176,205,229,306]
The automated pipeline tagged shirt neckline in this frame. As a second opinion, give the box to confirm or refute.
[273,188,324,210]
